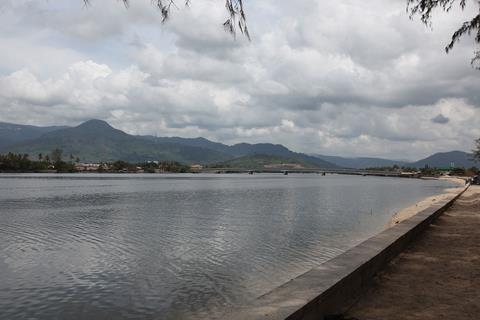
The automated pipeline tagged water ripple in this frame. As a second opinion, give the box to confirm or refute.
[0,174,455,319]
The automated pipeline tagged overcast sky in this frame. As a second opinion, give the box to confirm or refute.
[0,0,479,160]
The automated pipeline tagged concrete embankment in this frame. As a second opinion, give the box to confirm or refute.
[227,184,469,320]
[388,177,466,227]
[345,185,480,319]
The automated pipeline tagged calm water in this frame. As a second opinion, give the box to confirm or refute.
[0,173,454,319]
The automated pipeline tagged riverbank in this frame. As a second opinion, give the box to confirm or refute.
[388,177,466,227]
[227,178,468,320]
[346,185,480,319]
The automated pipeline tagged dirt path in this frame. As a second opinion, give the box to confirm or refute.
[345,185,480,320]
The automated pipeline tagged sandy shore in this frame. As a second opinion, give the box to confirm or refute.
[387,176,466,228]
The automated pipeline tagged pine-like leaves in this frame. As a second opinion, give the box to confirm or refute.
[83,0,249,39]
[408,0,480,68]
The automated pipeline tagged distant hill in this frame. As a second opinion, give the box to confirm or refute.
[312,154,407,169]
[312,152,479,169]
[141,136,232,154]
[410,151,477,168]
[212,154,322,169]
[2,120,233,164]
[143,137,300,157]
[0,122,68,149]
[3,119,473,169]
[1,120,337,167]
[143,136,338,168]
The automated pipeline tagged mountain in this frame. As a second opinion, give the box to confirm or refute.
[213,154,320,169]
[142,136,338,168]
[313,151,478,169]
[411,151,477,168]
[142,137,298,157]
[1,119,337,167]
[0,122,68,149]
[2,120,477,169]
[2,120,233,164]
[141,136,232,154]
[227,143,291,157]
[311,154,408,169]
[2,120,476,169]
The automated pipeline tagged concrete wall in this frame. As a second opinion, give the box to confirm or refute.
[227,186,468,320]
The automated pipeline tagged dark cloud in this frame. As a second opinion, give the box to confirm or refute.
[0,0,478,160]
[431,114,450,124]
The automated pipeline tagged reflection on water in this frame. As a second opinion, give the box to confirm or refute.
[0,174,453,319]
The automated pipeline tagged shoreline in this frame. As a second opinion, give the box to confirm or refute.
[228,180,469,320]
[387,176,466,228]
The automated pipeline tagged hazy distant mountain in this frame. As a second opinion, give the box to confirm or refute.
[313,151,478,169]
[311,154,407,169]
[0,122,68,149]
[213,154,321,169]
[143,136,338,168]
[410,151,477,168]
[5,119,472,169]
[3,120,233,164]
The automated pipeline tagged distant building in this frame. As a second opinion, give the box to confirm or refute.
[75,163,101,172]
[190,164,203,172]
[400,171,421,178]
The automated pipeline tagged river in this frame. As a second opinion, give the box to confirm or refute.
[0,173,454,319]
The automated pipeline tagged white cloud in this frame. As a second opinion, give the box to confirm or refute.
[0,0,479,160]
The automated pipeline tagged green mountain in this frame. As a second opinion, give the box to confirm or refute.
[144,137,337,168]
[0,122,68,149]
[3,120,233,164]
[1,120,337,167]
[142,136,232,154]
[411,151,477,168]
[212,154,324,169]
[2,120,476,169]
[311,154,408,169]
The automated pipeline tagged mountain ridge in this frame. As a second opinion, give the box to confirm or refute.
[411,150,476,168]
[0,122,69,149]
[0,120,477,168]
[311,154,408,169]
[0,120,337,167]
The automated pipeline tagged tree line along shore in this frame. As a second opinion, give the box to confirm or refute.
[0,150,190,174]
[1,149,479,176]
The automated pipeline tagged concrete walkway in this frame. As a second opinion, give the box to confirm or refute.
[345,186,480,320]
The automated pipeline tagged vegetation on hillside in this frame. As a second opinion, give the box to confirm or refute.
[209,154,318,169]
[2,120,232,164]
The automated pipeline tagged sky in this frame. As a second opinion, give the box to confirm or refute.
[0,0,479,160]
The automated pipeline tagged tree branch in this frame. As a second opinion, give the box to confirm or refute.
[407,0,479,68]
[83,0,249,39]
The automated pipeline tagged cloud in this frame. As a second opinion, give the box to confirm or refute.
[0,0,479,160]
[431,114,450,124]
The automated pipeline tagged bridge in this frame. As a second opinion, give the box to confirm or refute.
[200,167,421,178]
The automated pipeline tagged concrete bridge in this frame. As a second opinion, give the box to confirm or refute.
[200,167,420,178]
